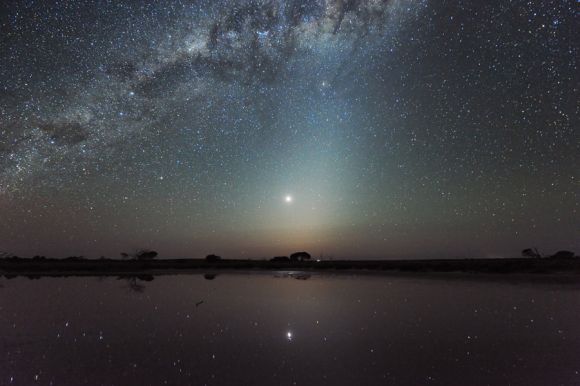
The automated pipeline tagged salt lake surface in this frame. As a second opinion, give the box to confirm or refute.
[1,272,579,385]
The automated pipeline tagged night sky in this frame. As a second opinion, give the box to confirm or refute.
[0,0,577,259]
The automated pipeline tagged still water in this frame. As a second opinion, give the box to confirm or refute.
[1,272,579,385]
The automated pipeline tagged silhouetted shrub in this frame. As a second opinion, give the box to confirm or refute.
[204,273,218,280]
[206,254,222,262]
[290,251,311,261]
[121,250,158,260]
[270,256,290,262]
[551,250,575,259]
[521,248,541,258]
[136,250,158,260]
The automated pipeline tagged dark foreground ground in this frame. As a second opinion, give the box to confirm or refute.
[1,257,580,277]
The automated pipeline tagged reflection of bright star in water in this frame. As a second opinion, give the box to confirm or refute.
[284,195,293,203]
[286,331,293,341]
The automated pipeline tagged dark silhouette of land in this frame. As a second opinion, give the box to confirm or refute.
[1,253,579,277]
[289,251,311,261]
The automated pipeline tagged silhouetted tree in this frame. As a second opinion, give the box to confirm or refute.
[521,248,541,258]
[120,250,158,260]
[551,250,575,259]
[135,250,158,260]
[290,251,311,261]
[270,256,290,262]
[206,254,222,262]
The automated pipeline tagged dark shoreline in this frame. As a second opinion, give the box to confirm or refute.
[2,257,580,277]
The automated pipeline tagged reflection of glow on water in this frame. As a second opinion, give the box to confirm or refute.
[286,331,293,341]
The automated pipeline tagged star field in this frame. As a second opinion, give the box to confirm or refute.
[0,0,578,258]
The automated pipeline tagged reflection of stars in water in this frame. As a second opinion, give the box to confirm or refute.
[286,331,293,341]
